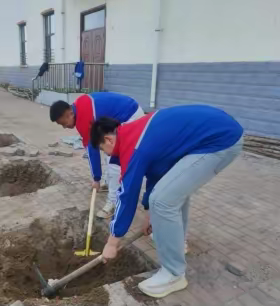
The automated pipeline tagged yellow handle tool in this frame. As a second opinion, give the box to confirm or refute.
[74,188,100,257]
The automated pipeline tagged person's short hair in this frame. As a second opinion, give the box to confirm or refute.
[90,117,120,148]
[49,100,71,122]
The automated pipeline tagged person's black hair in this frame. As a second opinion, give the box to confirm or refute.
[90,117,120,148]
[49,100,71,122]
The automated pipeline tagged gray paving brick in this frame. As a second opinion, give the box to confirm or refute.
[187,283,221,305]
[225,241,244,253]
[203,276,245,303]
[238,293,263,305]
[249,288,278,305]
[260,239,280,251]
[270,278,280,291]
[225,298,243,305]
[208,249,228,263]
[238,281,259,293]
[240,235,269,252]
[177,290,201,306]
[240,227,267,241]
[243,243,263,255]
[214,243,232,255]
[258,281,280,302]
[237,250,261,264]
[259,252,280,271]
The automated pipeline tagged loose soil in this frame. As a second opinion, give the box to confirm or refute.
[0,134,19,148]
[124,276,158,306]
[0,160,60,197]
[0,208,154,305]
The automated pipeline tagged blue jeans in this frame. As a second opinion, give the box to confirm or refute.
[149,137,243,276]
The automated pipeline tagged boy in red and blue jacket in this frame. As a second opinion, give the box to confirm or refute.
[50,92,144,217]
[90,104,243,298]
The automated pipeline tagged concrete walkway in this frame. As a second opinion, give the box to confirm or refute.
[0,89,280,305]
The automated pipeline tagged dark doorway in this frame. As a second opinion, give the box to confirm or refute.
[81,7,105,91]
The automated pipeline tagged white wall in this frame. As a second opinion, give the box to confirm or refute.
[1,0,280,66]
[0,0,62,66]
[159,0,280,63]
[105,0,156,64]
[105,0,280,64]
[0,0,106,66]
[0,1,19,66]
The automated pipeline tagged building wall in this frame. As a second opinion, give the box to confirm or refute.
[0,0,61,87]
[2,0,280,66]
[0,0,280,137]
[0,0,105,87]
[0,0,62,66]
[104,62,280,138]
[104,64,153,110]
[2,0,280,67]
[159,0,280,63]
[103,0,280,138]
[156,62,280,138]
[103,0,280,65]
[0,66,40,89]
[105,0,156,64]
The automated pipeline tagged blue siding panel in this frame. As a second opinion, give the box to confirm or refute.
[104,64,152,110]
[1,62,279,138]
[0,66,39,88]
[156,62,280,138]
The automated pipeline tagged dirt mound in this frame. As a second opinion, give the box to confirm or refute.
[0,208,153,305]
[0,160,60,197]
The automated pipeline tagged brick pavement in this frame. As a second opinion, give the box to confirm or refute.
[0,89,280,305]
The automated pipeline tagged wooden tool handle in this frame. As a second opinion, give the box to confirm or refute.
[119,231,144,250]
[52,231,144,292]
[87,188,97,236]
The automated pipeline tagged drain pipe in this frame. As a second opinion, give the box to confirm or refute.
[150,0,162,109]
[61,0,66,62]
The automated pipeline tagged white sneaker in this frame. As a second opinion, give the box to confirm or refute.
[149,233,189,254]
[138,267,188,298]
[96,200,114,219]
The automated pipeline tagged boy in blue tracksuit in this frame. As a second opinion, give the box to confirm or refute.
[49,92,144,218]
[90,105,243,298]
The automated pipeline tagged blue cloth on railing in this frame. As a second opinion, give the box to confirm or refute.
[74,61,84,80]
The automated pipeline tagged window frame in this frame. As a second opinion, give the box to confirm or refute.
[81,5,106,32]
[80,5,106,61]
[43,11,55,63]
[18,22,27,66]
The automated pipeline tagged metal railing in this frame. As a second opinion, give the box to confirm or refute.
[32,62,107,101]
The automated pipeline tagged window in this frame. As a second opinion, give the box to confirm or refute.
[43,12,55,63]
[19,23,27,65]
[83,9,105,31]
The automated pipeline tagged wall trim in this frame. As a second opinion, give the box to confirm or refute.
[41,8,54,16]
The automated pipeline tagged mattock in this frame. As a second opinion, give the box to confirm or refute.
[33,231,143,298]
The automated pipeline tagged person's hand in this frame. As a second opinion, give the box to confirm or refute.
[102,243,118,263]
[102,235,120,263]
[92,181,100,192]
[142,212,152,236]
